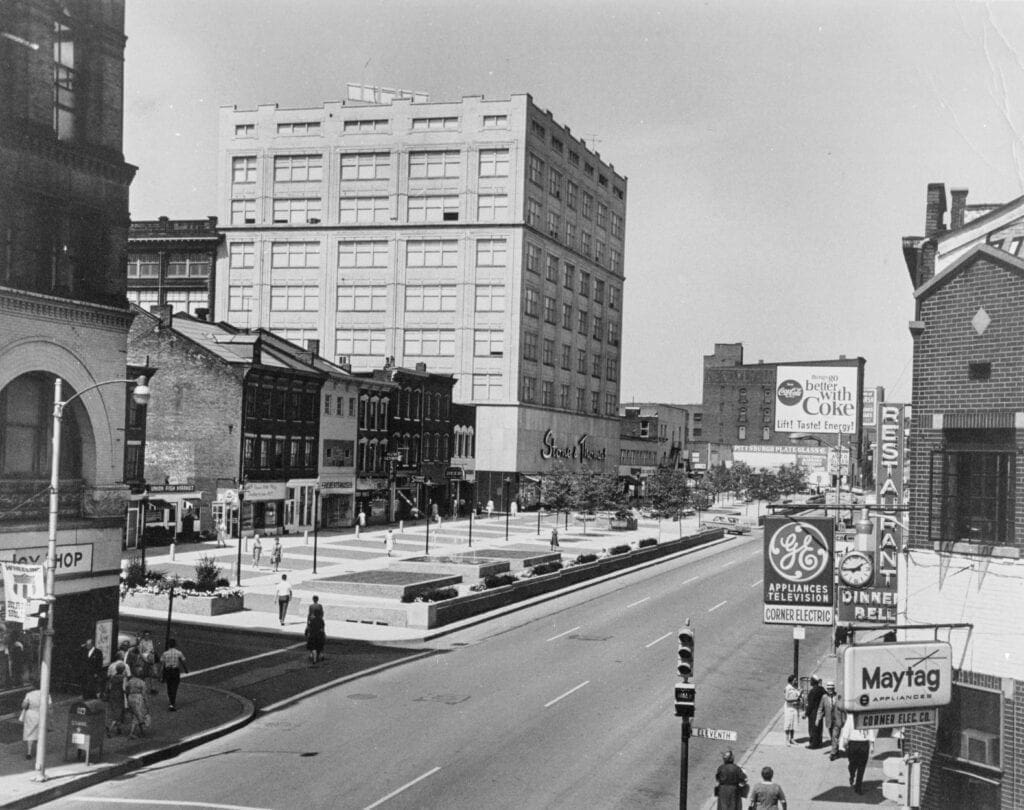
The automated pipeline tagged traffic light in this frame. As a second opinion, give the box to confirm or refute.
[882,754,921,808]
[677,625,695,680]
[22,600,48,630]
[674,682,697,718]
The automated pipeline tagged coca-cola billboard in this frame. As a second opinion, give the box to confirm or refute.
[774,365,860,434]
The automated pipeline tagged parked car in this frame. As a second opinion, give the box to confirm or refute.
[609,511,638,531]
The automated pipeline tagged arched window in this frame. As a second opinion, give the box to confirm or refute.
[359,395,368,429]
[423,433,433,461]
[1,372,84,480]
[380,396,389,426]
[468,428,475,457]
[412,389,420,420]
[404,387,413,419]
[410,435,420,465]
[369,396,379,430]
[441,434,449,461]
[357,438,368,473]
[424,392,432,420]
[435,393,443,421]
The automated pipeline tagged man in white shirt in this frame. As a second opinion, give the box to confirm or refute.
[839,714,876,794]
[275,574,292,625]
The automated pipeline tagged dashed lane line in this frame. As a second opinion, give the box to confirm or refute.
[683,576,700,585]
[646,632,673,648]
[709,600,728,612]
[546,626,581,642]
[186,643,305,678]
[750,578,763,587]
[364,767,442,809]
[626,597,650,608]
[69,800,273,810]
[545,680,590,708]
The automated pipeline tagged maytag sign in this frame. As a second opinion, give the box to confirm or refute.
[841,642,952,715]
[763,516,835,626]
[774,365,859,434]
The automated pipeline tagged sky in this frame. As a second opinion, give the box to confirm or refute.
[124,0,1024,405]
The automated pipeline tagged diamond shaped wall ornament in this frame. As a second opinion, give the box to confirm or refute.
[972,307,991,336]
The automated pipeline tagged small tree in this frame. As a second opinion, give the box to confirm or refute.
[729,462,754,502]
[646,468,690,537]
[194,555,223,592]
[691,482,715,524]
[747,469,780,510]
[573,471,623,535]
[541,464,578,529]
[776,462,809,497]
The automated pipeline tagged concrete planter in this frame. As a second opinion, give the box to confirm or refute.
[122,591,245,616]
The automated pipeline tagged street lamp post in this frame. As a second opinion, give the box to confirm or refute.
[423,478,434,555]
[235,483,246,587]
[504,476,512,543]
[35,375,150,781]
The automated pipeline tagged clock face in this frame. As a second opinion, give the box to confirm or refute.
[839,551,874,587]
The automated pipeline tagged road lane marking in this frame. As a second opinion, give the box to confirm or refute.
[683,576,699,584]
[186,643,305,678]
[720,559,736,568]
[709,600,727,612]
[646,632,673,648]
[750,549,761,556]
[69,800,273,810]
[545,680,590,708]
[546,626,580,641]
[364,767,441,809]
[750,578,763,587]
[626,597,650,608]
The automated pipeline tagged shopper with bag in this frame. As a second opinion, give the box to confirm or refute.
[125,666,151,738]
[20,683,51,761]
[714,749,748,809]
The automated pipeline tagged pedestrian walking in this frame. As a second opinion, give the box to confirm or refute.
[307,594,324,620]
[805,675,826,748]
[782,674,800,745]
[747,766,787,810]
[550,526,560,550]
[355,508,366,537]
[714,749,748,810]
[839,713,876,794]
[816,680,846,759]
[160,638,188,710]
[216,521,227,547]
[270,537,283,572]
[276,574,292,625]
[385,528,395,557]
[510,500,518,518]
[138,629,158,695]
[81,637,104,699]
[125,667,151,738]
[305,602,325,664]
[106,660,129,735]
[252,532,263,567]
[20,683,50,760]
[486,499,494,519]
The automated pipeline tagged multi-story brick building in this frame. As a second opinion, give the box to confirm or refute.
[898,183,1024,810]
[0,0,137,689]
[126,216,222,318]
[213,88,626,506]
[618,403,691,497]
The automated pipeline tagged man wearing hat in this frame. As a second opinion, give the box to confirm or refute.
[816,680,846,760]
[804,675,827,748]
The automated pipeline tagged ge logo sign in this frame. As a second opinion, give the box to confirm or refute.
[767,522,830,583]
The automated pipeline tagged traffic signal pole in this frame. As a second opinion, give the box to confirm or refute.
[675,620,695,810]
[679,717,691,810]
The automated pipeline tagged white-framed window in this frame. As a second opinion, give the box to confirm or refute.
[409,150,460,179]
[542,380,554,406]
[549,169,562,199]
[611,248,622,273]
[542,338,554,365]
[546,211,560,236]
[473,329,504,356]
[407,239,457,269]
[338,240,388,268]
[234,123,255,138]
[271,241,320,269]
[477,194,508,221]
[559,384,570,408]
[609,286,620,310]
[273,154,323,183]
[408,195,459,222]
[336,329,385,357]
[595,239,606,265]
[232,156,257,184]
[565,220,576,248]
[337,284,387,311]
[274,327,318,346]
[229,242,255,269]
[566,181,578,210]
[479,148,510,177]
[524,287,539,317]
[411,116,458,130]
[528,153,544,186]
[167,254,211,278]
[605,392,617,416]
[474,284,505,312]
[270,284,320,311]
[472,373,503,400]
[582,192,593,219]
[228,284,253,313]
[128,289,160,310]
[164,289,208,315]
[343,118,388,132]
[597,202,608,230]
[576,387,586,412]
[581,231,592,256]
[523,331,538,360]
[593,315,603,340]
[606,357,618,381]
[277,121,321,136]
[482,114,508,128]
[339,196,388,223]
[560,343,571,370]
[405,284,456,311]
[591,390,600,415]
[611,212,624,239]
[475,238,507,268]
[545,254,559,283]
[526,198,541,227]
[340,152,390,180]
[404,330,455,356]
[562,302,573,329]
[526,243,541,274]
[127,254,160,278]
[231,199,256,225]
[543,295,556,324]
[273,197,322,224]
[608,320,620,345]
[522,376,536,403]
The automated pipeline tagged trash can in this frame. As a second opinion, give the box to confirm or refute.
[65,699,106,764]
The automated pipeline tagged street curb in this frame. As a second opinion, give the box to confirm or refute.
[1,686,257,810]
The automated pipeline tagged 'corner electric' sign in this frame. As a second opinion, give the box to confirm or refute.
[762,516,834,626]
[841,642,952,715]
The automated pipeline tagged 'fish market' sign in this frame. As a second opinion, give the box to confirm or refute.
[540,430,607,462]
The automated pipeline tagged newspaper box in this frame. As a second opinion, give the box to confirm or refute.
[65,699,105,764]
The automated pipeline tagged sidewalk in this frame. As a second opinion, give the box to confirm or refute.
[0,683,254,810]
[701,653,901,810]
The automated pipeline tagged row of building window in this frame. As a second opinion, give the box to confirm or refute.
[520,377,618,415]
[243,434,317,472]
[528,120,625,201]
[127,255,211,279]
[233,114,509,140]
[521,334,619,380]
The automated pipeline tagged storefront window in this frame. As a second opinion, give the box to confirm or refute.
[936,684,1002,809]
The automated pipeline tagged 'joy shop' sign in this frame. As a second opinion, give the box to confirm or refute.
[540,430,607,463]
[774,365,859,434]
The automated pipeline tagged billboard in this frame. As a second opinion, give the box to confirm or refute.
[774,365,860,434]
[763,515,835,626]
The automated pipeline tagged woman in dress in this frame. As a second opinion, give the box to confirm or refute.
[714,749,748,810]
[305,611,326,664]
[20,683,50,760]
[783,674,801,745]
[106,659,129,735]
[125,666,151,738]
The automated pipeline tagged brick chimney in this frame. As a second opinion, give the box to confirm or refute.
[415,362,427,372]
[919,241,937,287]
[925,183,947,237]
[950,188,968,230]
[305,338,320,357]
[149,304,173,328]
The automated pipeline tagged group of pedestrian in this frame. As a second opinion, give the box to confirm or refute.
[714,749,787,810]
[250,532,283,571]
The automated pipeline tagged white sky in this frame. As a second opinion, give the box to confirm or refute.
[124,1,1024,405]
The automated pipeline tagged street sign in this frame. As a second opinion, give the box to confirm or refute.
[445,466,464,480]
[855,708,937,730]
[691,727,738,742]
[385,452,404,462]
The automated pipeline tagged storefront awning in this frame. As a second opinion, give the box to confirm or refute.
[522,475,542,483]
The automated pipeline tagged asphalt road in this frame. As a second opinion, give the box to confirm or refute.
[48,533,832,810]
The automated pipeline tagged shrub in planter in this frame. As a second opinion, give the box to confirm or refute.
[180,579,198,592]
[527,561,564,576]
[215,577,231,588]
[125,556,148,588]
[638,537,658,549]
[575,553,598,565]
[609,544,632,556]
[401,586,459,603]
[194,555,222,592]
[144,568,166,584]
[483,573,517,589]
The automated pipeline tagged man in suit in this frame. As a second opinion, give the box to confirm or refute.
[816,680,847,760]
[81,638,104,699]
